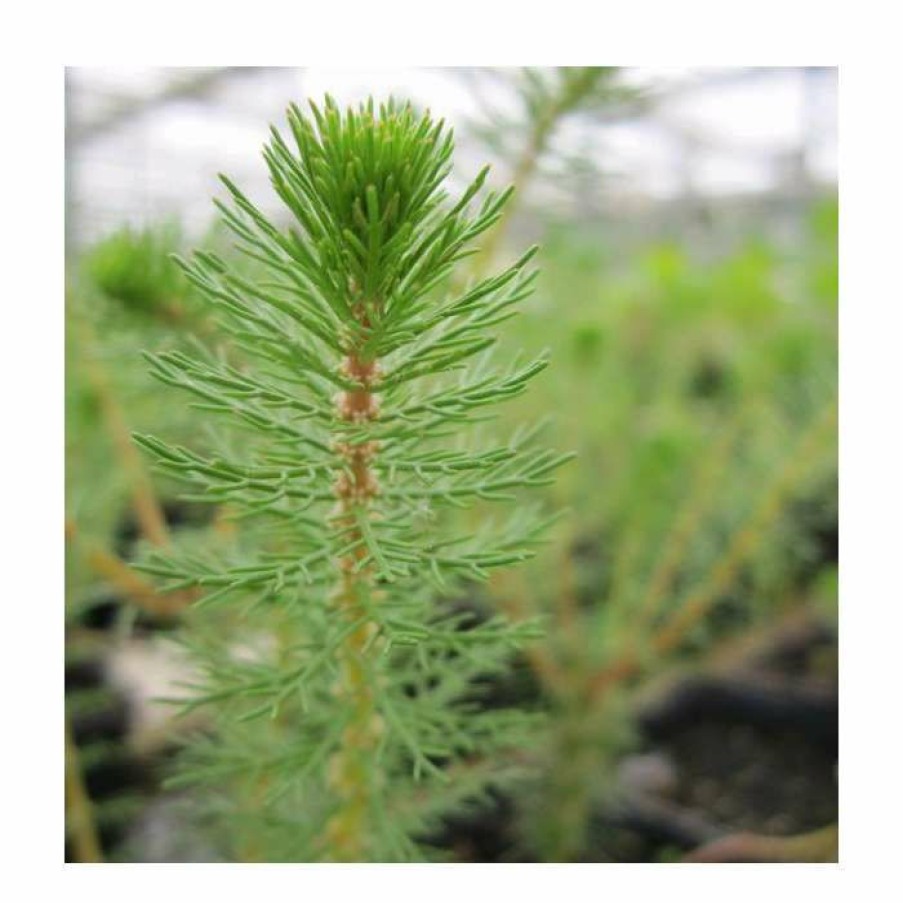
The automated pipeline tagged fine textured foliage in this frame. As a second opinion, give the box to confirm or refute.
[83,223,188,317]
[134,97,571,861]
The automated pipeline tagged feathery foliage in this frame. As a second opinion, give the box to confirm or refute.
[133,96,571,861]
[83,223,188,318]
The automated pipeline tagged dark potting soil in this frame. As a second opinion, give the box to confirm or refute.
[65,639,164,861]
[113,498,213,561]
[66,610,173,858]
[431,615,837,862]
[658,718,836,837]
[421,789,522,862]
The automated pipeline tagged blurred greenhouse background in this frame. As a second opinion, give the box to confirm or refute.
[66,67,836,248]
[65,67,837,863]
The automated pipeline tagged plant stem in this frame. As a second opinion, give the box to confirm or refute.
[634,412,748,626]
[65,518,191,618]
[323,333,384,861]
[470,121,547,282]
[537,699,600,861]
[649,402,836,659]
[685,823,838,863]
[65,720,103,862]
[471,68,607,280]
[71,306,171,547]
[589,400,837,700]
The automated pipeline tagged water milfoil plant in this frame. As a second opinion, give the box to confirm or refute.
[134,96,571,861]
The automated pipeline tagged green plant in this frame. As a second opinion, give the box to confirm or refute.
[474,200,837,861]
[83,223,189,319]
[500,397,835,861]
[133,97,571,861]
[465,67,644,276]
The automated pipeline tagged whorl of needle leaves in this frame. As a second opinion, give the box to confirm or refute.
[133,97,572,861]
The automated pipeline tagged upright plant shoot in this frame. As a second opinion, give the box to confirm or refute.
[136,97,571,861]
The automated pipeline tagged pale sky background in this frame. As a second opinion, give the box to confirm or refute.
[66,67,837,245]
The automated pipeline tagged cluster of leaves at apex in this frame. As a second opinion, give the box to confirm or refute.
[134,97,572,861]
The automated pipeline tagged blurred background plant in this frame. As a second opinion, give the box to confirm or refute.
[64,66,837,862]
